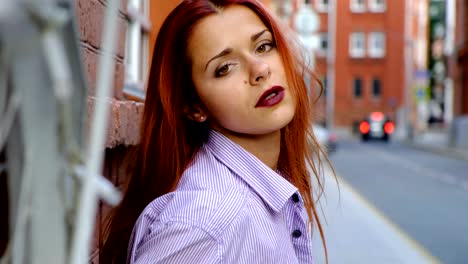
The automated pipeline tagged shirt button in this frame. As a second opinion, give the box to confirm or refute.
[291,193,299,203]
[292,229,302,238]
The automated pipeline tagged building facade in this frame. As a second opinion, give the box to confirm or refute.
[311,0,406,131]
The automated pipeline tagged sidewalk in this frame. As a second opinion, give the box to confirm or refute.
[336,124,468,161]
[311,167,441,264]
[403,130,468,162]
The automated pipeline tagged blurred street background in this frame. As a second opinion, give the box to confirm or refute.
[273,1,468,263]
[313,130,468,264]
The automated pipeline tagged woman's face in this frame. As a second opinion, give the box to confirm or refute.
[188,5,295,137]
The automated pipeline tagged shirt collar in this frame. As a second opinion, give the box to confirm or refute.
[205,130,298,213]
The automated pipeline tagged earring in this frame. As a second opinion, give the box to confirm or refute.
[199,115,206,122]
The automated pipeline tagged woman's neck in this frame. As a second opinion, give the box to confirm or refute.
[218,129,281,170]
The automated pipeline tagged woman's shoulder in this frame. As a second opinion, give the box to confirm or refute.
[130,144,251,249]
[136,171,250,239]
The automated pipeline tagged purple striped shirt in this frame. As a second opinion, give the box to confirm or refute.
[128,130,314,263]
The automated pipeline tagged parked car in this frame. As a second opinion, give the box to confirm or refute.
[312,124,337,154]
[359,111,394,142]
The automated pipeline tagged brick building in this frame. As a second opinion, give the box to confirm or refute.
[307,0,406,130]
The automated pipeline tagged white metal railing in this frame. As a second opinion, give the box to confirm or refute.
[0,0,122,263]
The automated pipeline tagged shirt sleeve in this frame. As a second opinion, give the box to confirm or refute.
[132,222,221,264]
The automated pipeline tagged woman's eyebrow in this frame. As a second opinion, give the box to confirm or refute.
[205,48,233,71]
[251,29,269,41]
[204,29,271,72]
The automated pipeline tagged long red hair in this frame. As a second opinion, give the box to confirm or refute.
[101,0,330,263]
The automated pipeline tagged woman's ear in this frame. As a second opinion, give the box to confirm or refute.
[183,105,208,122]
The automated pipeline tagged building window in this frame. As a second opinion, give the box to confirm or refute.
[322,77,328,96]
[350,0,366,13]
[368,32,386,58]
[315,0,329,13]
[369,0,386,13]
[316,32,328,57]
[124,0,152,101]
[372,78,381,97]
[349,32,366,58]
[353,78,363,98]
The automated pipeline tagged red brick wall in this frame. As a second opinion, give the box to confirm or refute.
[306,1,408,128]
[76,0,127,99]
[74,0,133,262]
[74,0,182,262]
[76,0,146,148]
[330,0,405,128]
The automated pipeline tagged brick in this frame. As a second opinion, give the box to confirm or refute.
[80,47,98,96]
[94,0,128,14]
[75,0,105,49]
[107,100,122,147]
[114,61,125,99]
[75,0,127,58]
[86,97,143,148]
[120,0,129,14]
[116,19,127,59]
[80,47,124,98]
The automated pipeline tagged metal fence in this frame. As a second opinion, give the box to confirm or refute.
[0,0,121,263]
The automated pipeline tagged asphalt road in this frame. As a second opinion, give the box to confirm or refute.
[329,139,468,264]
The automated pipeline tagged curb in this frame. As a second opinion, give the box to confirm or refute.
[403,140,468,162]
[313,167,442,264]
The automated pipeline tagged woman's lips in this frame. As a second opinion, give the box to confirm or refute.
[255,86,285,107]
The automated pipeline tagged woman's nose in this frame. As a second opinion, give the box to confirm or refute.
[249,59,271,85]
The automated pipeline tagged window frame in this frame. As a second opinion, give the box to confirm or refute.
[350,0,366,13]
[371,78,382,98]
[369,0,386,13]
[368,32,386,58]
[353,77,363,98]
[315,0,329,13]
[123,0,152,102]
[316,32,328,57]
[322,77,328,97]
[349,32,366,58]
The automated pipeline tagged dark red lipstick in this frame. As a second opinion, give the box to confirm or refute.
[255,86,285,107]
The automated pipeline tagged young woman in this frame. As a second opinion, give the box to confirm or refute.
[101,0,331,263]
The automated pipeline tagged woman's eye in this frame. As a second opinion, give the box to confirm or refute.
[215,64,231,77]
[257,42,274,53]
